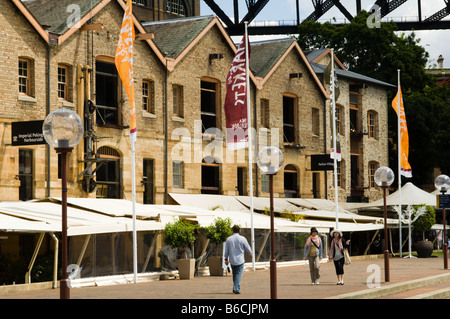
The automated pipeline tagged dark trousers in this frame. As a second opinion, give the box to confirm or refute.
[333,257,345,275]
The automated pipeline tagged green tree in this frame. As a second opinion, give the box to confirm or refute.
[412,204,436,240]
[205,217,232,256]
[164,218,198,258]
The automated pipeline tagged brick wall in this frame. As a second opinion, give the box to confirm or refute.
[0,0,388,205]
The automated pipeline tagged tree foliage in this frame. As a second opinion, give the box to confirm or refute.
[412,204,436,233]
[164,218,198,255]
[205,217,232,245]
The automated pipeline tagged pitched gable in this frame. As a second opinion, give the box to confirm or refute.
[22,0,105,35]
[142,15,240,73]
[250,38,293,78]
[305,49,395,88]
[250,38,328,97]
[143,15,215,60]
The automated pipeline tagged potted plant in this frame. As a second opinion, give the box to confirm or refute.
[164,218,198,279]
[205,217,232,276]
[412,205,436,258]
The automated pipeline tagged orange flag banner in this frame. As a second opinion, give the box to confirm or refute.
[115,0,136,144]
[392,85,412,177]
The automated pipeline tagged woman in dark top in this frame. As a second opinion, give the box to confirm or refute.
[328,229,350,285]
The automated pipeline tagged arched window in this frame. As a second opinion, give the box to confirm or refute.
[96,146,121,199]
[284,164,299,198]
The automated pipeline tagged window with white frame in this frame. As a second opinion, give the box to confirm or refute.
[173,161,184,188]
[166,0,185,16]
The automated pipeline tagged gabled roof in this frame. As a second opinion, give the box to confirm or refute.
[250,38,328,97]
[304,48,347,71]
[21,0,105,35]
[305,48,395,88]
[250,38,294,78]
[142,15,243,73]
[16,0,111,44]
[310,62,395,88]
[143,15,216,60]
[15,0,168,64]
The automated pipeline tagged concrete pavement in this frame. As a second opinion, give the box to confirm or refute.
[0,256,448,300]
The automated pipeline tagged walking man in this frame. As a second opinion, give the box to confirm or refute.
[224,225,253,294]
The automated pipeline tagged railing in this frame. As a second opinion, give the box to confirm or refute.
[247,15,439,27]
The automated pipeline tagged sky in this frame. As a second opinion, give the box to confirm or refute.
[200,0,450,68]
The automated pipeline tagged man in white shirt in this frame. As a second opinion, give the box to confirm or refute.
[224,225,253,294]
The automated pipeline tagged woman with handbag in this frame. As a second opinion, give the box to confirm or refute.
[304,227,323,285]
[328,229,350,285]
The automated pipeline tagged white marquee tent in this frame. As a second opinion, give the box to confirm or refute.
[361,182,437,208]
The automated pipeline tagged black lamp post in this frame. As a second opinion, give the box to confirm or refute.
[374,166,395,283]
[43,108,83,299]
[257,146,284,299]
[435,174,449,270]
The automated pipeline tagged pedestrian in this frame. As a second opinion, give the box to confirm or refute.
[224,225,253,294]
[328,229,350,285]
[304,227,323,285]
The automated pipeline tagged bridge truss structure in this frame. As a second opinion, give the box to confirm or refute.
[203,0,450,35]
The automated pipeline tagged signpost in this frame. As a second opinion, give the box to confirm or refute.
[437,194,450,209]
[310,154,334,171]
[12,120,45,146]
[437,193,449,269]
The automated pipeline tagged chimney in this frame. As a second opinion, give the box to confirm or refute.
[438,54,444,69]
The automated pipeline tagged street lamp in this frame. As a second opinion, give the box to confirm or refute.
[42,108,83,299]
[435,174,450,269]
[257,146,284,299]
[374,166,395,282]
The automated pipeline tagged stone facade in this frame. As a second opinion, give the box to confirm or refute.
[0,0,389,206]
[315,52,390,203]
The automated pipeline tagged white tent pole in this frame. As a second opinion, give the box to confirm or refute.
[132,142,138,283]
[397,69,402,257]
[331,49,339,230]
[244,22,255,271]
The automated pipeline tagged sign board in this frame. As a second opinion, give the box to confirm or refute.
[437,194,450,209]
[311,154,334,171]
[11,120,45,146]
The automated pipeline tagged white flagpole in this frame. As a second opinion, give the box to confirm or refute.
[244,22,255,271]
[331,49,339,230]
[132,141,137,283]
[397,69,402,258]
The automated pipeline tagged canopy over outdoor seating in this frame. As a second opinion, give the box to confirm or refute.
[0,200,163,236]
[0,197,318,235]
[362,182,436,208]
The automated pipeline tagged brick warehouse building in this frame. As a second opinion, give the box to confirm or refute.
[0,0,393,206]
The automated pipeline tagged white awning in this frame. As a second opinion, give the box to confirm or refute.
[0,201,163,236]
[362,182,437,208]
[169,193,248,211]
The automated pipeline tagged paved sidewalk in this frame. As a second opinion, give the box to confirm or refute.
[0,256,448,299]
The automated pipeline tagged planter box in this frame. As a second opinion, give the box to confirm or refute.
[415,241,433,258]
[178,258,195,280]
[208,256,224,276]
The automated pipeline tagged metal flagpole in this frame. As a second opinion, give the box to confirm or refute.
[132,142,137,283]
[244,22,255,271]
[331,49,339,230]
[397,69,402,257]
